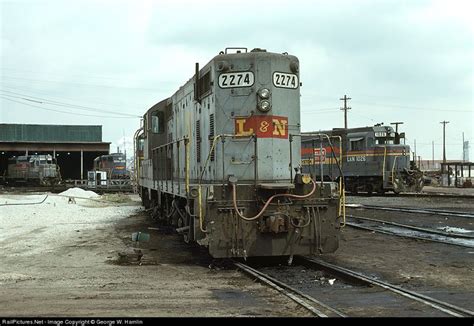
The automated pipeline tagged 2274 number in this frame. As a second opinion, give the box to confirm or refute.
[218,72,254,88]
[273,72,298,89]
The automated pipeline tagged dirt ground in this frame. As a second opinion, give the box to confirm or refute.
[0,194,310,317]
[0,192,472,317]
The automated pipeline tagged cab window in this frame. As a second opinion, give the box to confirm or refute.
[376,138,394,145]
[152,111,165,134]
[350,137,364,151]
[367,137,374,148]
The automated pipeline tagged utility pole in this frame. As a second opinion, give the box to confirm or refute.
[390,121,404,133]
[340,95,351,129]
[462,132,465,162]
[440,121,449,164]
[414,139,417,165]
[432,140,434,167]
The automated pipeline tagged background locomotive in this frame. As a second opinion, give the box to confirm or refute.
[2,154,61,185]
[93,153,130,179]
[301,124,424,194]
[135,47,342,259]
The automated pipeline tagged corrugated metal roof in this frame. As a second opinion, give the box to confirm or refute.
[0,124,102,142]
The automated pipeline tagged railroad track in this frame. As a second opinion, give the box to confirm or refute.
[233,261,346,317]
[296,257,474,317]
[346,215,474,248]
[346,204,474,219]
[348,192,474,199]
[235,258,474,317]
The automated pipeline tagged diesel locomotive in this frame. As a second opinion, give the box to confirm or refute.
[93,153,130,179]
[301,124,424,194]
[2,154,61,186]
[135,48,342,259]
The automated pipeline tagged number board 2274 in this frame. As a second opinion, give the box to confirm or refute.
[273,72,299,89]
[218,72,255,88]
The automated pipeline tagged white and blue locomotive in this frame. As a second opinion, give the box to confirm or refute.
[135,48,341,258]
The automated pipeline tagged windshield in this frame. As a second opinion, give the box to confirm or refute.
[375,138,394,145]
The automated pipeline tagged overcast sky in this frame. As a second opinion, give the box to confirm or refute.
[1,0,473,161]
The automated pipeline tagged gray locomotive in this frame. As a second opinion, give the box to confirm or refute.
[135,48,342,259]
[301,124,424,194]
[3,154,61,186]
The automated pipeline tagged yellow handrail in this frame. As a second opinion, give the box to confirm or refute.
[333,135,345,228]
[301,133,345,228]
[198,134,223,233]
[382,146,387,184]
[391,156,400,184]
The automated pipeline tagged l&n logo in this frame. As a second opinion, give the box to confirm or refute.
[234,115,288,139]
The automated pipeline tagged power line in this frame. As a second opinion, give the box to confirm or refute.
[301,108,341,115]
[351,111,376,123]
[356,100,471,113]
[302,92,472,111]
[1,96,140,119]
[0,74,162,92]
[0,89,141,117]
[0,84,144,109]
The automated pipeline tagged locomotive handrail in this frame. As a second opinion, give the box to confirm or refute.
[149,136,190,195]
[133,127,143,192]
[298,133,344,178]
[225,47,248,54]
[230,178,317,221]
[197,133,256,233]
[382,145,387,185]
[391,156,400,185]
[151,137,189,151]
[298,133,346,226]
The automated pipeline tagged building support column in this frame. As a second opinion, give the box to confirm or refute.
[80,149,84,180]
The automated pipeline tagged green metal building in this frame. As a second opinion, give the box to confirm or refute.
[0,124,110,180]
[0,124,103,142]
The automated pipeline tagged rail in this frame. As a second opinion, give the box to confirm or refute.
[234,261,345,317]
[346,203,474,219]
[346,215,474,248]
[298,257,474,317]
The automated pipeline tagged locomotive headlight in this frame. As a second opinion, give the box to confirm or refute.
[258,88,271,99]
[258,100,271,112]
